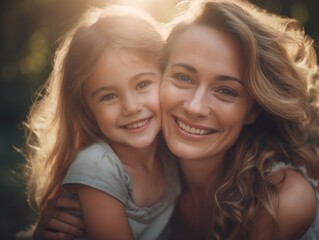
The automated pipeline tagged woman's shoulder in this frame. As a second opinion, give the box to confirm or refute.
[273,167,317,238]
[274,167,316,210]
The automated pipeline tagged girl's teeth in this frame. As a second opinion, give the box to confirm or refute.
[126,119,148,129]
[177,120,211,135]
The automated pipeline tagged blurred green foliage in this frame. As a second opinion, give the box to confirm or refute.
[1,0,318,239]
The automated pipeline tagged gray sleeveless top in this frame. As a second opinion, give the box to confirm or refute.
[271,162,319,239]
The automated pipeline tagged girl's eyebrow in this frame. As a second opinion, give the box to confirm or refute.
[91,72,157,97]
[171,62,243,84]
[91,86,112,98]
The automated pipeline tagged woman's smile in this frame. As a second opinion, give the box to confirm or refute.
[175,118,215,136]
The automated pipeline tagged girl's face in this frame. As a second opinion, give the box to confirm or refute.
[84,49,161,151]
[160,26,257,162]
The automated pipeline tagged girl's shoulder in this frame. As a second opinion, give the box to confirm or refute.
[71,142,123,170]
[63,142,130,204]
[76,142,116,159]
[69,142,126,175]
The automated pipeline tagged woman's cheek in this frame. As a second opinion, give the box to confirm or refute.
[160,82,179,109]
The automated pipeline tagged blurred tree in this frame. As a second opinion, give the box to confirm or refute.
[0,0,318,239]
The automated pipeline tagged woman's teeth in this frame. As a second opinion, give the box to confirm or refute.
[177,119,212,135]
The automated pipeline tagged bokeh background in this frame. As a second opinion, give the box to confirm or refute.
[1,0,318,239]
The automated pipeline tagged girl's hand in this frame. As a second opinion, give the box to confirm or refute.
[33,196,84,240]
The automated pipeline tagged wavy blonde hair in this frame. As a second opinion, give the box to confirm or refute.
[21,5,164,213]
[162,0,319,238]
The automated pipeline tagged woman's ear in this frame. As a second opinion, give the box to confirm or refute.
[245,104,260,125]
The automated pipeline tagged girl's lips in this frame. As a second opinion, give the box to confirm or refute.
[122,117,152,130]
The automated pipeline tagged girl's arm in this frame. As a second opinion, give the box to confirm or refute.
[250,168,317,240]
[74,183,133,240]
[33,195,84,240]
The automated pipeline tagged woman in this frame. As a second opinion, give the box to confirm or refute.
[27,0,319,239]
[160,0,319,239]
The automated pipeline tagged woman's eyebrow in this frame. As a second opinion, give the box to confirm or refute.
[171,63,242,84]
[171,63,197,73]
[215,75,243,84]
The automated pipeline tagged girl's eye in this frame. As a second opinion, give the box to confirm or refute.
[137,81,150,89]
[173,73,194,84]
[100,93,117,102]
[217,87,238,97]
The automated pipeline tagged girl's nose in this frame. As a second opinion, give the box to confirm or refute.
[122,94,142,116]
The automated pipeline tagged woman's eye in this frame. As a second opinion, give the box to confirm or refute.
[173,73,194,84]
[137,81,150,89]
[100,93,117,102]
[217,87,238,97]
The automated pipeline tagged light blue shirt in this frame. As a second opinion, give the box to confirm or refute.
[62,143,180,240]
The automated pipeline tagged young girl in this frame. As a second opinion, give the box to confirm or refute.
[21,5,180,240]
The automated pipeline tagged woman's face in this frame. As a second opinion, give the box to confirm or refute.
[160,26,257,162]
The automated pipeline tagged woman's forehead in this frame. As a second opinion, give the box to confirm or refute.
[167,25,244,78]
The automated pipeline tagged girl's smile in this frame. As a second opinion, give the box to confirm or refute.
[84,49,162,151]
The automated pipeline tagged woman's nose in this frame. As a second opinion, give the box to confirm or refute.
[183,89,211,117]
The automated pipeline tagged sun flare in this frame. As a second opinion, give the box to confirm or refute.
[107,0,180,22]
